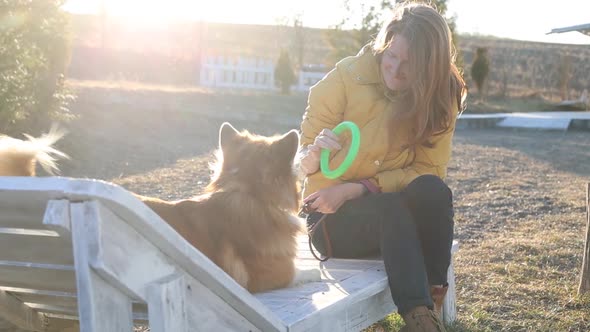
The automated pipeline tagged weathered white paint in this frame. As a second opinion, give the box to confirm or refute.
[42,200,71,239]
[71,202,134,332]
[0,261,75,293]
[3,289,77,315]
[0,202,47,230]
[147,274,188,332]
[443,253,457,323]
[0,232,73,265]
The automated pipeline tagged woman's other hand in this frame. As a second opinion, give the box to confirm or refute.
[303,182,366,214]
[300,129,342,175]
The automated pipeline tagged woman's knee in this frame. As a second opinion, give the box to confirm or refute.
[403,175,452,207]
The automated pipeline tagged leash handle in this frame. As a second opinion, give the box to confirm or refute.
[308,215,331,262]
[300,200,332,262]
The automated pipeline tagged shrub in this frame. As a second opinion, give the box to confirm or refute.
[0,0,74,132]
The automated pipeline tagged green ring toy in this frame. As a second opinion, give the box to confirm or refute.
[320,121,361,179]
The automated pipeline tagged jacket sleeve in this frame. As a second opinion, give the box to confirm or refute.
[300,68,347,146]
[372,107,458,193]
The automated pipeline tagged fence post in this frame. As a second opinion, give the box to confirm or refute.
[579,182,590,295]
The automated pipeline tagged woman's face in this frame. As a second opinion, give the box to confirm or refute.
[380,35,411,91]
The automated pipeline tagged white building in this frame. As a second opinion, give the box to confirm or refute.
[200,55,275,90]
[199,54,329,93]
[296,64,329,92]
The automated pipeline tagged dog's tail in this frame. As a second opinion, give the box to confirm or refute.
[0,126,69,176]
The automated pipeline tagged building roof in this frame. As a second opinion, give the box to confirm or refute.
[547,23,590,37]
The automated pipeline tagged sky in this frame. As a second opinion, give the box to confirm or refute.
[62,0,590,45]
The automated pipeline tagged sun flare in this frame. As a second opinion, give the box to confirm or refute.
[64,0,290,24]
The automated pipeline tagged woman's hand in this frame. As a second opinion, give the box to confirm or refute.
[300,129,342,175]
[303,182,366,214]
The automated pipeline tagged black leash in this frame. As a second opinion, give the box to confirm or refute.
[300,200,332,262]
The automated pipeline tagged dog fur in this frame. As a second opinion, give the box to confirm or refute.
[137,123,318,292]
[0,127,68,176]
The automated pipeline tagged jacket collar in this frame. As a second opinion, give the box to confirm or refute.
[345,44,382,85]
[346,44,399,102]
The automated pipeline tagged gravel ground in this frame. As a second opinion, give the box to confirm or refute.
[30,85,590,330]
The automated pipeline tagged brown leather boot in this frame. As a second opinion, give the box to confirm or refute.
[400,306,446,332]
[430,285,449,319]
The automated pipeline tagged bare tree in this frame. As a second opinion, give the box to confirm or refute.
[557,53,573,100]
[292,14,306,69]
[324,0,394,66]
[324,0,462,68]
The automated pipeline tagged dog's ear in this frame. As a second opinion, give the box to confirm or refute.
[219,122,240,150]
[274,129,300,162]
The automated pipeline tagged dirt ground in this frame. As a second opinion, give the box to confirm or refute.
[39,84,590,331]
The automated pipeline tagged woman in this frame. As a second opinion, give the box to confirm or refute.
[298,3,466,331]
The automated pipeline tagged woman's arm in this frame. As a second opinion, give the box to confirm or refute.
[300,68,347,146]
[299,67,348,174]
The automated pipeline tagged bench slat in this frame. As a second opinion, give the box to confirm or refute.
[10,290,77,309]
[4,288,149,322]
[0,205,47,230]
[0,289,47,331]
[0,232,73,265]
[0,262,75,292]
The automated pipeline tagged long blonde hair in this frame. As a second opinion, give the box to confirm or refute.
[373,2,466,147]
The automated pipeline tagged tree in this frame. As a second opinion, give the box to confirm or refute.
[0,0,73,133]
[324,0,393,66]
[274,49,297,95]
[557,53,573,101]
[471,47,490,96]
[432,0,464,69]
[292,15,306,69]
[325,0,463,68]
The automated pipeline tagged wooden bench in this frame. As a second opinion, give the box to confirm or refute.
[0,177,458,331]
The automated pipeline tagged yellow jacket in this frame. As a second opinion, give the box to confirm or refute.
[300,46,458,198]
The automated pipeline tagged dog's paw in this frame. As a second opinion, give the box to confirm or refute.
[290,267,321,287]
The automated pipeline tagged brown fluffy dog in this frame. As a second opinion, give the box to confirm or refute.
[137,123,318,292]
[0,127,68,176]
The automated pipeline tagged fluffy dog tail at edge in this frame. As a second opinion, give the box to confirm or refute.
[0,126,69,176]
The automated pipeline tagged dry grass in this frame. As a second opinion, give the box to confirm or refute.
[39,81,590,331]
[365,129,590,332]
[67,79,214,94]
[451,215,590,331]
[465,94,556,114]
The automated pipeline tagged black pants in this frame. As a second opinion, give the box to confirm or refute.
[310,175,454,314]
